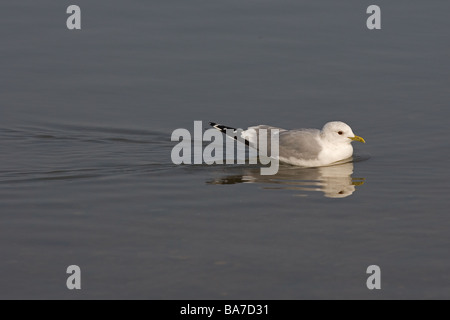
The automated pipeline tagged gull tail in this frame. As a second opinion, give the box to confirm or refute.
[209,122,250,146]
[209,122,237,134]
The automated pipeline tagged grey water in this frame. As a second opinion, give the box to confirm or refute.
[1,0,449,299]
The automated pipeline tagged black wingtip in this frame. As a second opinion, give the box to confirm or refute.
[207,122,250,146]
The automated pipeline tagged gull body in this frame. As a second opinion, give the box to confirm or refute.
[210,121,365,167]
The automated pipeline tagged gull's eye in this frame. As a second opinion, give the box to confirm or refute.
[338,131,343,135]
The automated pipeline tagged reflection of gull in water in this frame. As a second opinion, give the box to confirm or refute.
[207,161,365,198]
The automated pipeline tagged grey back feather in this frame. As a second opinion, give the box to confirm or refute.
[279,129,322,160]
[245,126,322,160]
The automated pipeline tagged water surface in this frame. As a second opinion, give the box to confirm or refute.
[1,0,450,299]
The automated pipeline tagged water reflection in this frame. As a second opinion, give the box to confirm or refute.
[208,162,365,198]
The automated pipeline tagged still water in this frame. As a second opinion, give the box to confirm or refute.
[1,0,449,299]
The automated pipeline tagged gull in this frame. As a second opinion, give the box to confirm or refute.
[209,121,365,167]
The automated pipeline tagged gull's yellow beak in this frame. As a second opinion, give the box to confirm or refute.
[349,135,366,143]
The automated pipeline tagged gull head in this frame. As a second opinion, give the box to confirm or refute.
[321,121,366,144]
